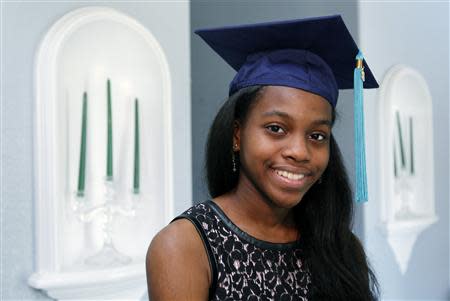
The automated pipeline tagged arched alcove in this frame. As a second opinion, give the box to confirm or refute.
[28,7,173,299]
[378,65,438,274]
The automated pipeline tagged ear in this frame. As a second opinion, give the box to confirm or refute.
[233,120,241,152]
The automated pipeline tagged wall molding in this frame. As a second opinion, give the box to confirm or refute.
[378,64,437,274]
[29,6,174,299]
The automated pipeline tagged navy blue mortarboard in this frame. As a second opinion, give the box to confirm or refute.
[195,15,378,108]
[195,15,379,203]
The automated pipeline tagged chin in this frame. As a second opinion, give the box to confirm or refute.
[267,191,306,209]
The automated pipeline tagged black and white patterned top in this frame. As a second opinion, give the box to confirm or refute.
[173,201,311,301]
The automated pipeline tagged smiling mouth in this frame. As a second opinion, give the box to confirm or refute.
[274,169,306,181]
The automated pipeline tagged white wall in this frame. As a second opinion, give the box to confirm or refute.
[1,2,190,299]
[360,2,449,300]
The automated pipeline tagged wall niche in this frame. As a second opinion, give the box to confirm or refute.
[378,65,438,274]
[28,7,174,300]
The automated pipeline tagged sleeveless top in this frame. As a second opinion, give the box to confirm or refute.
[173,201,311,301]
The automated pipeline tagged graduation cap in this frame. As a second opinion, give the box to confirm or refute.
[195,15,378,203]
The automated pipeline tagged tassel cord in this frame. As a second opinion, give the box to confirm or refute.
[354,53,368,203]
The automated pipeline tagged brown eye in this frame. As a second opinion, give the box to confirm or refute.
[310,133,327,141]
[266,125,285,134]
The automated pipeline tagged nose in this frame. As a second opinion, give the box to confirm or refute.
[281,136,311,162]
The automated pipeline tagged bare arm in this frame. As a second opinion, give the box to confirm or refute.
[146,219,211,301]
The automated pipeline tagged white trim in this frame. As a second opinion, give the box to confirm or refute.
[30,7,173,299]
[378,65,437,275]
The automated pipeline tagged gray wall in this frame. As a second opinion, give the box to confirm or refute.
[2,1,449,300]
[360,2,449,300]
[190,1,365,237]
[191,1,450,300]
[2,2,190,300]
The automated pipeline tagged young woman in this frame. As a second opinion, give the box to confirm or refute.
[146,15,379,301]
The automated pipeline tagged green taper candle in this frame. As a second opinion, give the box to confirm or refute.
[395,111,405,169]
[393,143,398,178]
[133,98,140,193]
[106,79,113,180]
[409,117,414,175]
[77,92,88,197]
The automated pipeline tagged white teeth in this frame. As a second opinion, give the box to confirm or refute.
[276,170,305,180]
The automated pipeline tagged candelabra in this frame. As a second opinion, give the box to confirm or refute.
[73,179,137,267]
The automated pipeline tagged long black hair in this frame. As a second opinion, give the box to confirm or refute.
[205,85,379,300]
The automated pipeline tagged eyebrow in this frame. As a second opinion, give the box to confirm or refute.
[262,110,332,127]
[262,110,293,120]
[311,119,332,127]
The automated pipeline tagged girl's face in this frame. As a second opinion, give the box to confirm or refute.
[234,86,332,209]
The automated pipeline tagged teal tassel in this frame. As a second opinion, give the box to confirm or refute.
[354,52,368,203]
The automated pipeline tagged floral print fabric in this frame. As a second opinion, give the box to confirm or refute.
[178,201,311,301]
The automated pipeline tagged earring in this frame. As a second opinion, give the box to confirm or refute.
[232,143,238,172]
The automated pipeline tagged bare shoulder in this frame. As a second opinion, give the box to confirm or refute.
[147,219,202,258]
[146,218,211,301]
